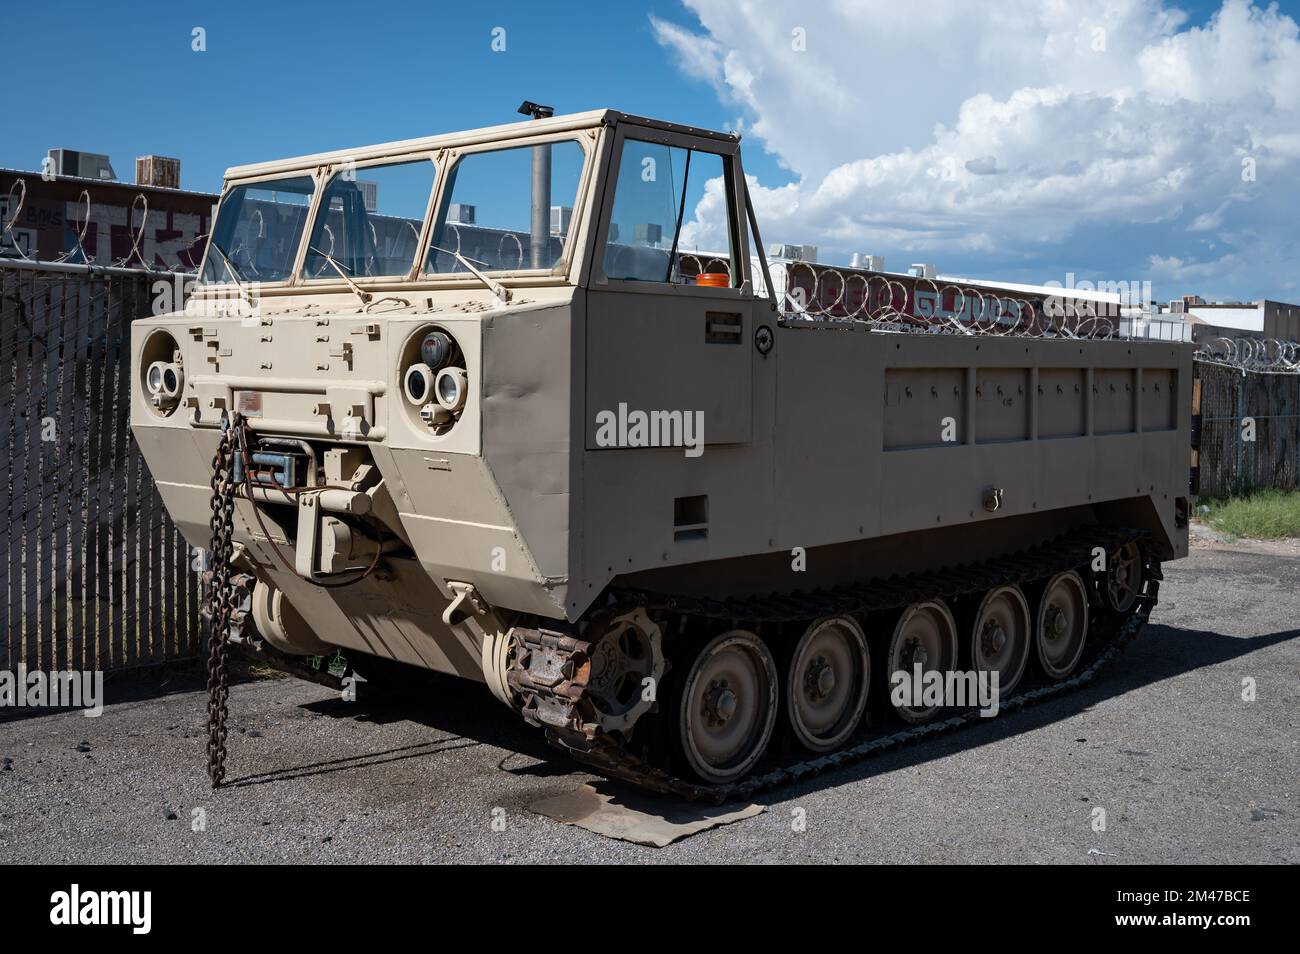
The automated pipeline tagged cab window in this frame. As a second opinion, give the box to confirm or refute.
[202,175,314,284]
[303,159,435,279]
[424,140,585,274]
[601,139,735,286]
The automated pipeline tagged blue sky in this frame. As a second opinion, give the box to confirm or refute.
[3,1,784,191]
[7,0,1300,302]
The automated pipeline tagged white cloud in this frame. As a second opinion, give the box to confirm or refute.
[1189,200,1231,231]
[964,156,1002,176]
[654,0,1300,300]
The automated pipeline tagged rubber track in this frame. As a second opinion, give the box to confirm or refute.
[521,527,1159,803]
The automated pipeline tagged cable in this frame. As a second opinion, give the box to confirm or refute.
[232,416,386,588]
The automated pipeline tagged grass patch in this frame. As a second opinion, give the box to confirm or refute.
[1200,489,1300,540]
[247,664,290,680]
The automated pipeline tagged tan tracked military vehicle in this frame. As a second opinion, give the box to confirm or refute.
[131,108,1193,797]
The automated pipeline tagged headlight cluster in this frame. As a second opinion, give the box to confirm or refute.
[140,330,184,416]
[147,361,184,402]
[403,328,466,431]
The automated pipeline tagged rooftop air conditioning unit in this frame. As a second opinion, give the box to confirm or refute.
[850,253,884,271]
[635,223,663,245]
[550,205,572,236]
[1169,300,1185,314]
[48,149,117,181]
[358,180,378,212]
[135,155,180,189]
[770,243,816,261]
[447,203,476,225]
[909,263,937,280]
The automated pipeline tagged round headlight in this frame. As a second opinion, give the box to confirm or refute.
[435,366,468,412]
[420,331,454,371]
[161,364,184,398]
[146,361,166,395]
[404,363,434,406]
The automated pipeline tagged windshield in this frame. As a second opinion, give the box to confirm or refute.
[200,137,589,287]
[200,175,314,284]
[303,159,435,280]
[424,140,585,275]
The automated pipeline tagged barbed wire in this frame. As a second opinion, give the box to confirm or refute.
[7,220,1297,374]
[2,183,206,275]
[51,190,93,265]
[112,192,151,269]
[750,258,1298,371]
[2,178,34,261]
[770,257,1129,340]
[1194,336,1300,374]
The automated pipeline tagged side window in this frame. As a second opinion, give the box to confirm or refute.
[601,139,734,285]
[304,159,434,279]
[424,140,585,274]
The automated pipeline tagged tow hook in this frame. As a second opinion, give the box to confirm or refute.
[443,581,487,626]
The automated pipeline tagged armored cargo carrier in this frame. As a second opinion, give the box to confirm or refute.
[130,109,1193,797]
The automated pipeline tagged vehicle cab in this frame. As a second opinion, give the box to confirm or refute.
[130,110,767,691]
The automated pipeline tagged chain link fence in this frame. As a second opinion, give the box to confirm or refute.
[1194,361,1300,498]
[2,259,202,673]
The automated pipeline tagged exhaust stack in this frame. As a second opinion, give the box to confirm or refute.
[518,100,555,270]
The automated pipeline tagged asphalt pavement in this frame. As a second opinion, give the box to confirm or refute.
[2,537,1296,863]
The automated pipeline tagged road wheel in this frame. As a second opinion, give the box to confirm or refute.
[970,585,1031,695]
[1036,570,1089,679]
[886,600,958,724]
[675,629,778,784]
[785,615,870,752]
[1102,541,1144,614]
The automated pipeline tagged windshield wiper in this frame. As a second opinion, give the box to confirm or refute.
[430,244,512,304]
[206,241,257,308]
[307,246,373,305]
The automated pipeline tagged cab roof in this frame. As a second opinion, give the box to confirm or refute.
[223,110,740,181]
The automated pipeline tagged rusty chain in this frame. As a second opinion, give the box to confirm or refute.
[204,411,242,787]
[200,410,373,787]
